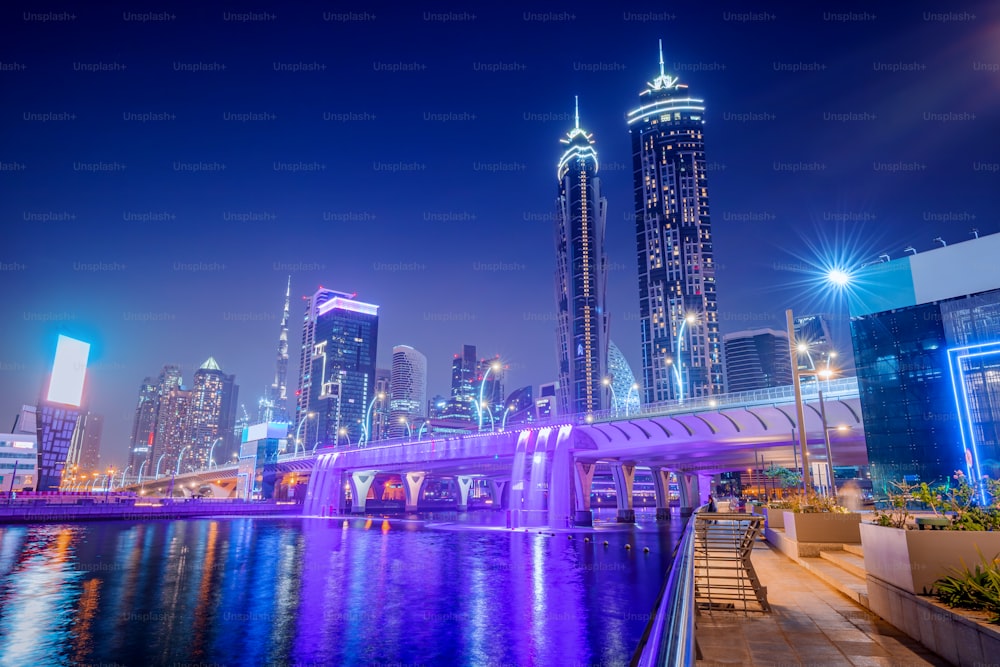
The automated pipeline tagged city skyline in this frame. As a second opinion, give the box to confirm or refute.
[3,3,998,466]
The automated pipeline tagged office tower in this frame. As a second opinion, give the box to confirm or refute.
[305,290,379,445]
[259,277,292,424]
[71,411,102,473]
[849,233,1000,492]
[35,335,90,491]
[441,345,478,421]
[127,377,158,473]
[555,97,610,416]
[154,384,191,475]
[629,41,722,403]
[722,329,793,393]
[187,357,238,471]
[535,381,559,420]
[607,340,641,414]
[502,385,535,426]
[389,346,427,438]
[373,368,392,441]
[295,288,351,436]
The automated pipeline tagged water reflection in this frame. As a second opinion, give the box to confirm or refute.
[0,516,680,665]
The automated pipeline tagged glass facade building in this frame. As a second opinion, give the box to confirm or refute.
[723,328,793,393]
[307,293,379,446]
[849,233,1000,493]
[389,346,427,438]
[628,43,722,404]
[555,98,609,416]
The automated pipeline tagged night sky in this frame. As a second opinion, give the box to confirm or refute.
[2,2,998,467]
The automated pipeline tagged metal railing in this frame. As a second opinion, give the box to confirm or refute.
[694,513,769,613]
[632,508,701,667]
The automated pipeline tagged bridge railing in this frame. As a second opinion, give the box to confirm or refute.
[632,507,701,667]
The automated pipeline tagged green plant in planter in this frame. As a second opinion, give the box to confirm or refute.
[933,549,1000,623]
[762,465,801,491]
[787,491,849,514]
[873,481,916,528]
[766,499,793,510]
[940,472,1000,531]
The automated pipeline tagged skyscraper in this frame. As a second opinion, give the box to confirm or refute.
[36,335,90,491]
[188,357,238,471]
[441,345,477,421]
[259,277,292,424]
[629,41,722,404]
[303,290,379,446]
[722,329,793,393]
[127,377,158,474]
[555,97,610,416]
[607,340,641,414]
[389,346,427,438]
[295,288,350,437]
[373,367,391,441]
[150,364,184,475]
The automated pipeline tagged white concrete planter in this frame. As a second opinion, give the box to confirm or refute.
[761,506,785,529]
[783,511,861,543]
[860,522,1000,594]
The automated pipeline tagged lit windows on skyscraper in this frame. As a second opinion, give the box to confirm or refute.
[629,42,722,403]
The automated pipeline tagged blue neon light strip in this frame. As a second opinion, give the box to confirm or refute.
[947,341,1000,501]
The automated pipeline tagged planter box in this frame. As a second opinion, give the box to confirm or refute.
[761,506,785,529]
[783,511,861,543]
[860,522,1000,594]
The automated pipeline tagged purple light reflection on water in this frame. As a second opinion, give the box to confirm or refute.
[0,512,682,665]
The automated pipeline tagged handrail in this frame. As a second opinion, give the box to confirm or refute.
[632,507,704,667]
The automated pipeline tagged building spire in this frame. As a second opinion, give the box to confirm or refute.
[645,38,679,93]
[659,38,665,78]
[574,95,580,130]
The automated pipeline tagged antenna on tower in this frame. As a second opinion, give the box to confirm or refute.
[658,38,665,78]
[574,95,580,130]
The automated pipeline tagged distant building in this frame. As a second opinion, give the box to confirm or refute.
[1,412,37,492]
[629,42,722,402]
[127,377,158,474]
[188,357,238,471]
[390,346,427,438]
[154,384,191,475]
[36,335,90,491]
[70,411,103,474]
[607,340,641,414]
[794,314,835,377]
[849,233,1000,493]
[535,381,559,420]
[723,329,793,393]
[503,385,535,426]
[555,98,610,416]
[304,290,379,446]
[441,345,478,422]
[259,277,292,424]
[373,368,392,441]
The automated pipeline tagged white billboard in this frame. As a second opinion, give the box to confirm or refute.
[46,335,90,407]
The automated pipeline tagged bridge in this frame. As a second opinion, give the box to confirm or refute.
[136,377,866,529]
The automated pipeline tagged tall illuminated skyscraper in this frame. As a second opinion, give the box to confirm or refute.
[259,277,292,424]
[36,335,90,491]
[389,345,427,438]
[555,97,609,415]
[302,290,379,445]
[126,377,158,473]
[188,358,238,471]
[441,345,477,422]
[628,41,722,403]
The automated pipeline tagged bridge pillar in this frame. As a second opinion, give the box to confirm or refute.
[573,462,596,526]
[403,472,426,513]
[698,474,716,504]
[488,479,508,509]
[456,476,474,511]
[349,470,378,514]
[678,473,699,517]
[610,462,636,523]
[651,467,672,521]
[371,478,385,503]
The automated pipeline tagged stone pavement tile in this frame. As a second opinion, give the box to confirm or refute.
[847,656,944,667]
[822,628,873,643]
[836,641,892,657]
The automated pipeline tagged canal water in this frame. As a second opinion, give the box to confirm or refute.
[0,511,682,666]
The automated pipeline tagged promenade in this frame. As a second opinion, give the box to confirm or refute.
[696,540,948,666]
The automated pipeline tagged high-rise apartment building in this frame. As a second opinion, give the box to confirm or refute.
[303,290,379,445]
[722,329,793,393]
[389,346,427,438]
[441,345,477,422]
[629,42,722,403]
[127,377,158,473]
[555,98,609,416]
[187,358,238,471]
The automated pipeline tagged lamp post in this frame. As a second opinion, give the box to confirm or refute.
[626,382,640,417]
[398,417,413,439]
[602,377,619,416]
[294,413,315,455]
[501,404,515,430]
[207,437,223,469]
[118,465,132,488]
[417,420,430,440]
[478,361,501,430]
[155,453,168,479]
[137,460,148,485]
[338,426,352,447]
[787,308,813,494]
[362,392,386,446]
[675,313,697,403]
[175,445,191,476]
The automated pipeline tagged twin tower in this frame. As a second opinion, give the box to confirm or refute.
[555,41,722,416]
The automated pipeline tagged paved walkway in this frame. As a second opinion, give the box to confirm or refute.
[696,542,949,666]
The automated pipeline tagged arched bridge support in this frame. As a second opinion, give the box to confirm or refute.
[611,462,637,523]
[651,467,672,521]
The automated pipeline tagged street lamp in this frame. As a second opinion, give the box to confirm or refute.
[294,413,315,455]
[398,417,413,439]
[175,445,191,476]
[478,361,502,430]
[626,382,640,417]
[603,377,619,416]
[675,313,697,403]
[118,465,132,488]
[137,460,148,485]
[501,404,515,430]
[155,453,168,479]
[417,420,430,440]
[207,437,223,469]
[787,308,814,494]
[338,426,352,447]
[362,392,386,446]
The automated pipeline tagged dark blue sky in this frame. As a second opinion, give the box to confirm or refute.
[2,2,998,466]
